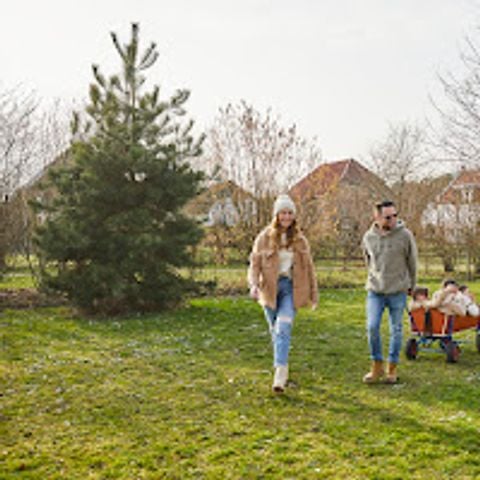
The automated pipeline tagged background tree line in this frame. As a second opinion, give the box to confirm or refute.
[3,23,480,312]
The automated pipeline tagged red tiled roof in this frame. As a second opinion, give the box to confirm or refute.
[289,158,388,200]
[437,169,480,203]
[451,170,480,186]
[289,159,350,199]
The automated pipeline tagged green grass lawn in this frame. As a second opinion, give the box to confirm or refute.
[2,290,479,479]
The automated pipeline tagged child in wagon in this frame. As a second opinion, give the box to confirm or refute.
[408,286,429,311]
[458,284,480,316]
[423,279,479,316]
[426,279,466,316]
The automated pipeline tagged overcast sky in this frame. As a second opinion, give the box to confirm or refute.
[2,0,479,162]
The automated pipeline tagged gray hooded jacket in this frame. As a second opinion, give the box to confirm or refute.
[362,220,417,294]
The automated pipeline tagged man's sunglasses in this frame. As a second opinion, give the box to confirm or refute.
[383,213,398,220]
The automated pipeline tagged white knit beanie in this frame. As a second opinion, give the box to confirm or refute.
[273,194,296,217]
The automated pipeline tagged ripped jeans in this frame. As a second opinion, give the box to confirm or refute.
[264,277,296,367]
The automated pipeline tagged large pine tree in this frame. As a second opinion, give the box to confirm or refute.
[34,24,205,314]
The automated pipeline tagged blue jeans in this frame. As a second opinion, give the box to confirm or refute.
[264,277,296,367]
[366,291,407,364]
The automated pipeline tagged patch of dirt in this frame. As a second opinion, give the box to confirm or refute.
[0,288,68,309]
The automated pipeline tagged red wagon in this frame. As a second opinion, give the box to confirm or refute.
[407,308,480,362]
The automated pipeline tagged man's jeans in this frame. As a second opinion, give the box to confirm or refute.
[366,291,407,364]
[264,277,296,367]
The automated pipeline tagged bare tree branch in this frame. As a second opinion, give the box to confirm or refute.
[431,31,480,168]
[0,86,71,270]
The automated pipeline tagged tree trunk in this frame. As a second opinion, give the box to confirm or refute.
[0,204,8,271]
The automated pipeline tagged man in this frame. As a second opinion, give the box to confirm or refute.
[362,200,417,384]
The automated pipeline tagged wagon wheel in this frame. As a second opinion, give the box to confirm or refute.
[445,341,460,363]
[405,338,418,360]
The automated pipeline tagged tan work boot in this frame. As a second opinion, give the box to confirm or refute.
[385,363,398,384]
[273,365,289,393]
[363,360,385,384]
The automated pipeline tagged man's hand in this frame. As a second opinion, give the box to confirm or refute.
[311,303,318,311]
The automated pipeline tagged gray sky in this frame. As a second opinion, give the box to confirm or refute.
[2,0,478,161]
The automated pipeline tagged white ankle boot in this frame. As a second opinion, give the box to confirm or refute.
[273,365,289,392]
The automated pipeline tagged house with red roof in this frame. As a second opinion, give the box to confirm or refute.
[289,158,393,253]
[423,168,480,239]
[185,159,392,257]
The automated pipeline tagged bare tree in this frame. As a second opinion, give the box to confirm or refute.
[206,101,322,195]
[200,101,323,256]
[0,87,70,271]
[0,87,37,270]
[199,100,323,256]
[366,122,430,214]
[0,87,38,201]
[426,30,480,274]
[431,33,480,168]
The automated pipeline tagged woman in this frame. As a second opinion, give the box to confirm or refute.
[248,194,318,392]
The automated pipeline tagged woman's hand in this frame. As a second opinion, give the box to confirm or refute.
[311,303,317,311]
[249,285,259,300]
